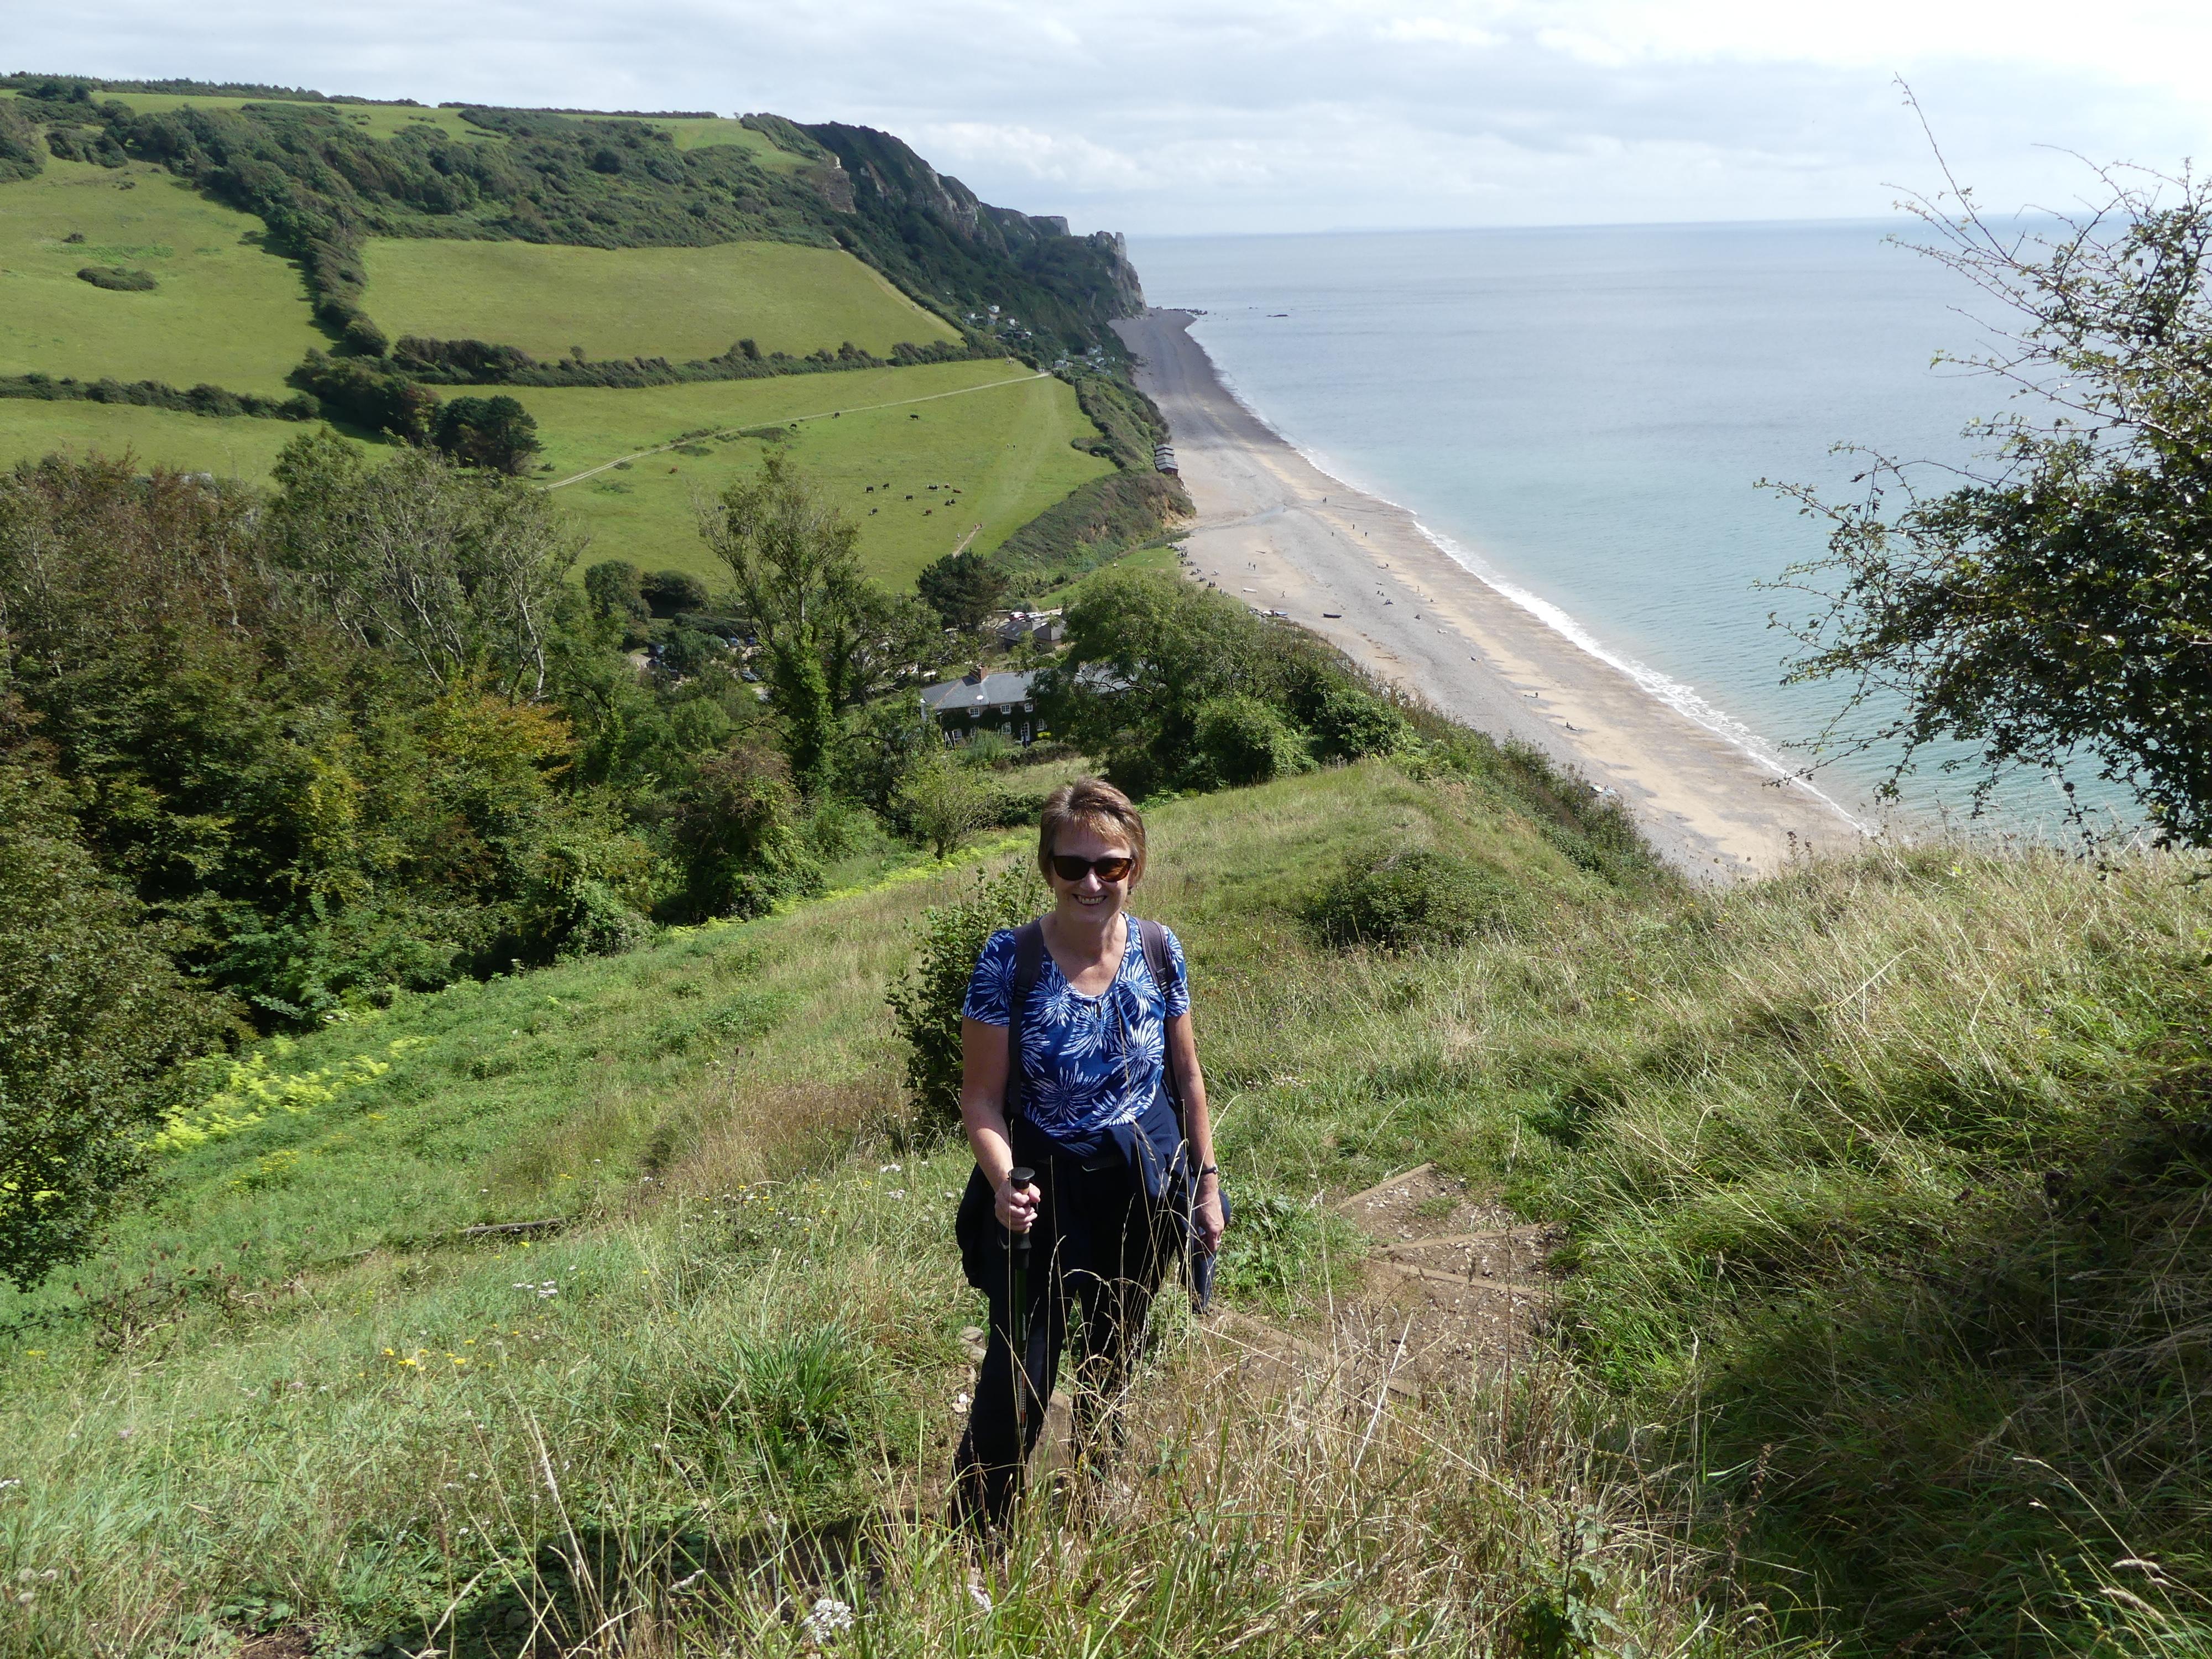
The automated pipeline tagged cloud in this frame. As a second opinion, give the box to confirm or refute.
[11,0,2210,233]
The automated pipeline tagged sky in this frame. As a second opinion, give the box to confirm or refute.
[12,0,2211,235]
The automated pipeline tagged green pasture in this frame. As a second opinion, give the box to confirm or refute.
[92,92,495,144]
[644,116,807,169]
[521,362,1114,587]
[361,238,959,364]
[0,399,361,477]
[0,158,322,397]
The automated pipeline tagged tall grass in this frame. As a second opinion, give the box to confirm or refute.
[3,760,2205,1653]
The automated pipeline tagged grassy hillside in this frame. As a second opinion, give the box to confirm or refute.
[525,362,1114,587]
[0,760,1697,1657]
[5,743,2204,1655]
[361,238,962,363]
[0,156,319,396]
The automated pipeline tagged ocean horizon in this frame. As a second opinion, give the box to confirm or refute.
[1128,219,2117,835]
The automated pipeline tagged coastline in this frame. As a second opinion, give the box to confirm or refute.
[1113,307,1864,881]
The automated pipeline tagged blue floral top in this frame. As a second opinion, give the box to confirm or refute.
[963,919,1191,1141]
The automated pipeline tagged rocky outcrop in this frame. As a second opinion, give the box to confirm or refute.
[800,121,1145,331]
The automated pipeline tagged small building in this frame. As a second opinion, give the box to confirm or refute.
[1154,444,1178,475]
[992,608,1066,648]
[920,668,1040,745]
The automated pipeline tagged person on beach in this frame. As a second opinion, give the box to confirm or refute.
[951,779,1226,1530]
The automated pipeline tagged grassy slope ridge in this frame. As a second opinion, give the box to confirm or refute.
[361,238,960,363]
[4,753,2203,1654]
[0,156,320,397]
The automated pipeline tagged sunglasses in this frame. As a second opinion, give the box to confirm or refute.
[1049,854,1135,883]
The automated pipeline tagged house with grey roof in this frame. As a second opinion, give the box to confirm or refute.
[919,668,1040,744]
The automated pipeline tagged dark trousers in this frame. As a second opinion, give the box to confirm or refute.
[952,1150,1171,1531]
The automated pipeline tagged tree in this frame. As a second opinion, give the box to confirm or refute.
[821,582,952,708]
[697,453,874,791]
[1771,139,2212,843]
[917,546,1006,632]
[432,394,542,476]
[640,568,711,615]
[293,351,440,442]
[583,558,649,622]
[670,740,823,918]
[268,431,581,702]
[0,764,237,1288]
[895,749,998,859]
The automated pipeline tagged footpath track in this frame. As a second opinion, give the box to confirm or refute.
[1208,1164,1561,1404]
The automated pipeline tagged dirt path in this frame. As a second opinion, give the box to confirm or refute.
[1196,1165,1562,1407]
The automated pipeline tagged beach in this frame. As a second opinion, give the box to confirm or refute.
[1112,307,1863,881]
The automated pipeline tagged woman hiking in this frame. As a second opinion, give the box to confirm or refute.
[951,778,1226,1531]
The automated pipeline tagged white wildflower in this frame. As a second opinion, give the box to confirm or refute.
[800,1596,854,1642]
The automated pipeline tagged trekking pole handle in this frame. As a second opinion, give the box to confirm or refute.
[1007,1166,1036,1259]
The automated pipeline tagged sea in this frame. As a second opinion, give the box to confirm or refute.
[1128,221,2117,836]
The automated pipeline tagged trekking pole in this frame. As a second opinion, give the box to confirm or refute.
[1006,1165,1036,1443]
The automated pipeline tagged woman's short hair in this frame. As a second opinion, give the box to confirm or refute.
[1038,778,1147,881]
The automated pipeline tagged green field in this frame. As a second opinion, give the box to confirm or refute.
[90,91,497,144]
[0,158,322,397]
[521,361,1115,587]
[645,115,808,168]
[361,238,959,363]
[0,399,362,477]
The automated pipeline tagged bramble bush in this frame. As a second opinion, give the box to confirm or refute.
[1305,844,1518,950]
[886,861,1048,1132]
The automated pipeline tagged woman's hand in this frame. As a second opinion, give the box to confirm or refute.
[1194,1178,1225,1257]
[995,1171,1040,1234]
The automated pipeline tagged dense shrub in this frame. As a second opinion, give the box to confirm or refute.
[668,742,823,920]
[0,373,316,421]
[75,264,156,291]
[0,97,42,181]
[1308,682,1414,760]
[886,862,1048,1132]
[1045,570,1408,794]
[641,568,711,615]
[1,451,656,1029]
[0,765,238,1288]
[1306,845,1516,950]
[431,393,541,474]
[988,470,1190,592]
[583,558,649,622]
[291,350,440,440]
[1192,692,1312,787]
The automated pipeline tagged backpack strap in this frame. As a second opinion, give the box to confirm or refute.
[1004,920,1047,1124]
[1134,917,1183,1113]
